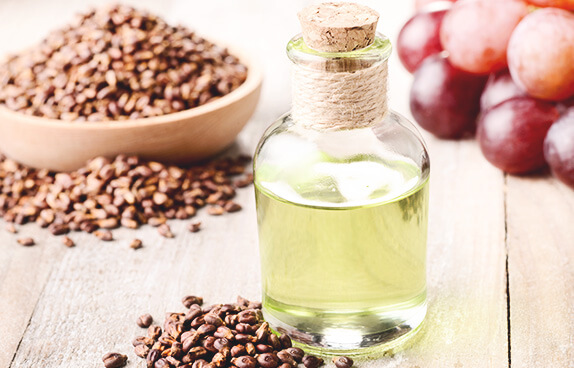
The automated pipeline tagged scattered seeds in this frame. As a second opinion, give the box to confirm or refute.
[333,356,354,368]
[129,238,143,250]
[303,355,325,368]
[158,223,174,238]
[182,295,204,308]
[136,313,153,328]
[94,230,113,241]
[188,222,202,233]
[17,237,35,246]
[0,154,251,243]
[5,223,17,233]
[224,201,242,213]
[207,205,225,216]
[102,352,127,368]
[234,173,254,188]
[62,236,75,248]
[125,295,325,368]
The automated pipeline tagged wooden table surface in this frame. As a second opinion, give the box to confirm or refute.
[1,1,573,367]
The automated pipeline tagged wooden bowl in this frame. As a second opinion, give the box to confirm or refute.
[0,52,262,171]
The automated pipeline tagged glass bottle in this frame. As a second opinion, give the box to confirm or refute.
[253,3,430,355]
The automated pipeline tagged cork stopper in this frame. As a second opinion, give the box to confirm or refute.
[298,2,379,53]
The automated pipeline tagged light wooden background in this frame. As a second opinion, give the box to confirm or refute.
[0,1,573,367]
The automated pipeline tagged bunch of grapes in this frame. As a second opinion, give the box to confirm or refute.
[398,0,574,188]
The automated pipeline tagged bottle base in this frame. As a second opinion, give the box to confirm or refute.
[262,296,427,357]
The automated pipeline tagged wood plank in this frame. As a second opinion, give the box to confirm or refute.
[363,138,508,368]
[0,232,66,367]
[507,175,574,367]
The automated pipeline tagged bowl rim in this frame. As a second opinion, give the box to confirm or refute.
[0,44,263,130]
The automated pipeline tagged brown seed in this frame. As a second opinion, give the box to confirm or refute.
[121,217,139,229]
[148,325,162,340]
[153,192,169,205]
[257,353,280,368]
[256,322,270,343]
[256,344,273,353]
[277,350,296,366]
[182,295,203,308]
[191,360,210,368]
[333,356,354,368]
[285,347,304,363]
[207,205,224,216]
[204,313,224,327]
[94,230,113,241]
[102,352,128,368]
[245,342,256,356]
[238,310,259,324]
[191,315,206,328]
[230,345,246,357]
[191,359,209,368]
[213,337,230,351]
[99,218,119,229]
[166,322,183,339]
[5,223,17,233]
[154,358,170,368]
[17,237,35,246]
[211,348,230,366]
[279,333,292,349]
[236,323,255,334]
[269,333,282,351]
[130,238,143,249]
[49,223,70,235]
[147,349,161,368]
[137,314,154,328]
[202,336,218,353]
[182,332,201,353]
[232,356,257,368]
[148,217,166,227]
[214,326,234,340]
[132,336,154,347]
[188,221,201,233]
[158,223,174,238]
[302,356,324,368]
[135,344,150,358]
[235,333,256,344]
[234,174,253,188]
[223,201,242,213]
[62,236,75,247]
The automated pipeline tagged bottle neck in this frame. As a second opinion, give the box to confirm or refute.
[291,60,388,131]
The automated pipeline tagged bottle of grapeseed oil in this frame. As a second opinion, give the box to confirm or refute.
[254,2,430,355]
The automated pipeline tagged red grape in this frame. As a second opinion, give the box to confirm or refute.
[507,8,574,101]
[480,69,526,111]
[525,0,574,10]
[410,55,487,139]
[415,0,456,11]
[440,0,529,74]
[544,109,574,188]
[477,97,559,174]
[397,6,450,73]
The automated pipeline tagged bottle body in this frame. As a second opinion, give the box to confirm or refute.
[254,110,430,353]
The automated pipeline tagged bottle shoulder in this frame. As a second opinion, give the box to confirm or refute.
[253,111,430,207]
[255,110,429,171]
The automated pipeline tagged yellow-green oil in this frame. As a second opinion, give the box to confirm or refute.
[255,155,429,353]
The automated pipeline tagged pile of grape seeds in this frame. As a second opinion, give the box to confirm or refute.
[0,4,247,121]
[103,296,354,368]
